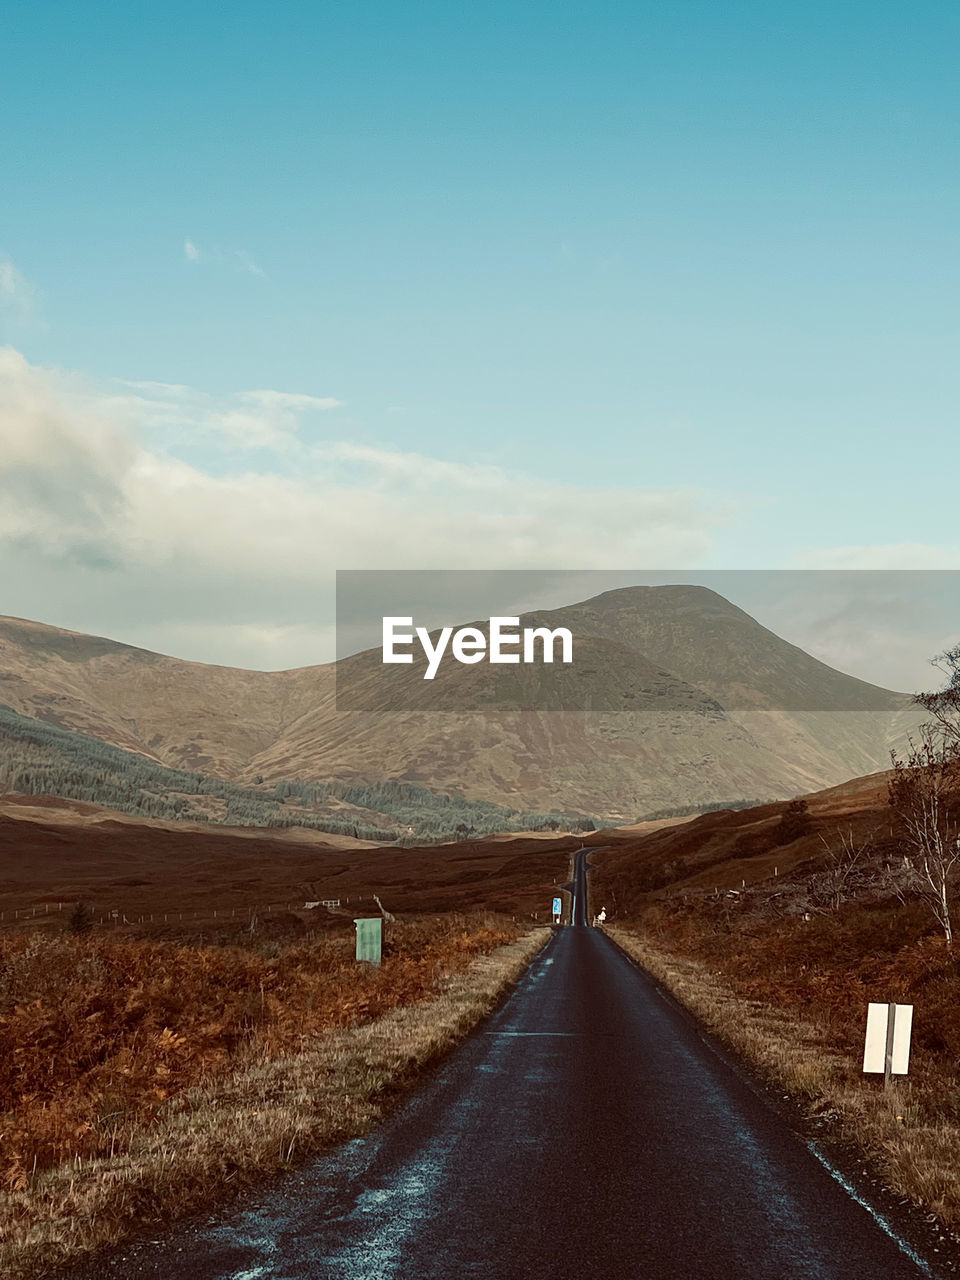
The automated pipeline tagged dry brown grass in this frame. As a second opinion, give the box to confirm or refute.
[0,797,576,935]
[0,920,549,1278]
[609,926,960,1234]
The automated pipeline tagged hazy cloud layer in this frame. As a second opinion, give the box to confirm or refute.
[795,544,960,570]
[0,347,720,668]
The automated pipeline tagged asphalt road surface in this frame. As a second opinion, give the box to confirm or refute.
[80,852,939,1280]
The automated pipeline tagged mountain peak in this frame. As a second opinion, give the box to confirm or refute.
[580,583,746,616]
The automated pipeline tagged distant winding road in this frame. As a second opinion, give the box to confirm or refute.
[80,852,940,1279]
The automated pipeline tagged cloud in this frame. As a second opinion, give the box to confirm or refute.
[216,390,344,448]
[0,347,723,667]
[0,256,37,327]
[233,249,265,278]
[122,379,195,399]
[733,567,960,692]
[0,259,27,300]
[244,390,343,413]
[66,378,345,452]
[0,347,134,564]
[182,239,265,277]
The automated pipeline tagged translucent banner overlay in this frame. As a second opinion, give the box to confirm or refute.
[335,569,960,714]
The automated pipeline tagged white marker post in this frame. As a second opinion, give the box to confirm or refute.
[552,896,562,925]
[863,1002,913,1089]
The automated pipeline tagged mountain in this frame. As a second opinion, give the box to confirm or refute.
[0,613,324,776]
[519,585,923,793]
[0,586,926,821]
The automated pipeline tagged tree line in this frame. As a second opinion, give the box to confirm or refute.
[0,705,595,844]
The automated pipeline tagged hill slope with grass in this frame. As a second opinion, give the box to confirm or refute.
[0,704,583,843]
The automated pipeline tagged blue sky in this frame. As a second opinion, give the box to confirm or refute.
[1,0,958,673]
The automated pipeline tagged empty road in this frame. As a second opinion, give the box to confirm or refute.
[79,852,939,1279]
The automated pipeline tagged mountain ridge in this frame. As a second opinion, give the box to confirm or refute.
[0,587,925,819]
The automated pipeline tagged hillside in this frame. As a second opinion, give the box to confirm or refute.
[0,586,926,820]
[587,767,894,913]
[0,704,581,843]
[0,613,318,776]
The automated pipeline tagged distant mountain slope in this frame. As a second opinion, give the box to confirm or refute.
[0,587,927,820]
[0,703,581,842]
[0,613,325,775]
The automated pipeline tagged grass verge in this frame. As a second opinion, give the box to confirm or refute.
[0,922,550,1278]
[608,924,960,1240]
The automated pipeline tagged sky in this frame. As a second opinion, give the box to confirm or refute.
[1,1,958,683]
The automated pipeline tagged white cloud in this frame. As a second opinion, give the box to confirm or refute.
[0,347,134,562]
[182,239,265,277]
[0,259,26,300]
[233,249,265,278]
[61,378,345,452]
[214,389,344,448]
[244,390,343,413]
[0,347,722,667]
[0,256,37,327]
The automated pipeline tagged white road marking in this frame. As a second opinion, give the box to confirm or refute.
[806,1142,934,1278]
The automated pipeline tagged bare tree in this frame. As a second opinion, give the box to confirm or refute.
[916,644,960,748]
[888,727,960,944]
[819,826,872,911]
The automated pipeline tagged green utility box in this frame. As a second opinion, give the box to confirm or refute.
[354,917,383,966]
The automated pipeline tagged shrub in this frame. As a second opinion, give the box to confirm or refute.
[68,900,93,935]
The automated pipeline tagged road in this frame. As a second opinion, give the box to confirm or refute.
[80,852,939,1279]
